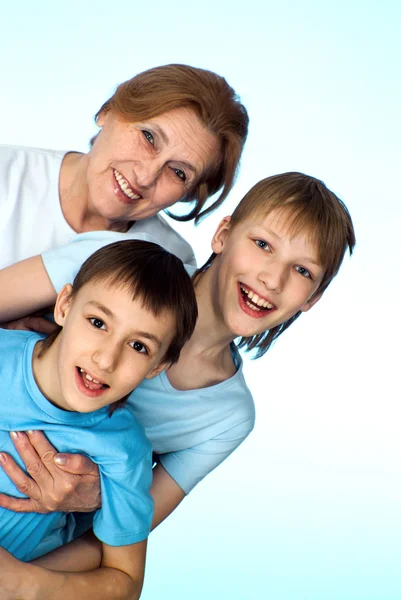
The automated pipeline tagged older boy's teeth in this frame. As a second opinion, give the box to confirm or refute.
[113,169,141,200]
[240,284,274,310]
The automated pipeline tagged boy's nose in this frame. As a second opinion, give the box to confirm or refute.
[259,263,287,293]
[92,343,120,373]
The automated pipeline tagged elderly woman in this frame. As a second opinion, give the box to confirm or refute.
[0,63,248,270]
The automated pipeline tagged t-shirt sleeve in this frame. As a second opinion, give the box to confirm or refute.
[159,415,255,495]
[42,231,160,292]
[93,448,154,546]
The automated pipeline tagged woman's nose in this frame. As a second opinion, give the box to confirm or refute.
[134,158,162,189]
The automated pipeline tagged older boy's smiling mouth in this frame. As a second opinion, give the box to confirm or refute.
[239,283,276,313]
[113,169,142,201]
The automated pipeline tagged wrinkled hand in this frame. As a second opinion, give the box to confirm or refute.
[1,315,57,334]
[0,546,39,600]
[0,431,101,513]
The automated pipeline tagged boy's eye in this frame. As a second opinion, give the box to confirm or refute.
[142,130,154,145]
[171,167,187,182]
[295,265,312,279]
[255,239,271,251]
[89,317,106,330]
[130,340,148,354]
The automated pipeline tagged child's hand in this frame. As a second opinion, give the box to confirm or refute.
[0,431,101,513]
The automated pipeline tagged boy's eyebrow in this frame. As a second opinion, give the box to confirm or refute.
[86,301,163,349]
[256,226,322,266]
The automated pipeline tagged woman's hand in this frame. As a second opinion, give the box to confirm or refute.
[1,315,57,334]
[0,431,101,513]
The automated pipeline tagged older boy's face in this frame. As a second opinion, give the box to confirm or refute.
[39,280,175,413]
[210,210,326,339]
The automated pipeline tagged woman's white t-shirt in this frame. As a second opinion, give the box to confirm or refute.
[0,145,196,269]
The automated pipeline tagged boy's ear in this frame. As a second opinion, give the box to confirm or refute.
[300,292,323,313]
[211,216,232,255]
[54,284,74,326]
[145,362,169,380]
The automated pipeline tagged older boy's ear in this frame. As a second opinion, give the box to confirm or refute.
[54,284,74,326]
[211,216,232,255]
[145,362,169,380]
[300,292,323,313]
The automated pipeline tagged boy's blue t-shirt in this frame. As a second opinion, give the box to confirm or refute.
[0,329,154,561]
[42,232,256,495]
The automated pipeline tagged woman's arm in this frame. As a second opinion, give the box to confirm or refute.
[0,255,57,322]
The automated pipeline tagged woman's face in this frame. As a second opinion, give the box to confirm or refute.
[85,107,221,225]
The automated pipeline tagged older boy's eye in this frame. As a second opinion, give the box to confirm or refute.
[295,266,312,279]
[142,130,154,145]
[130,341,148,354]
[89,318,106,330]
[255,239,270,251]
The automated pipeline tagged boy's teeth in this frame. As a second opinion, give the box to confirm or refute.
[240,284,274,309]
[79,368,101,385]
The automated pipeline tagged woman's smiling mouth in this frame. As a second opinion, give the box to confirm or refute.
[113,169,142,202]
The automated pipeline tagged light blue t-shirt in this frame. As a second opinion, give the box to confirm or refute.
[0,329,154,562]
[42,232,256,496]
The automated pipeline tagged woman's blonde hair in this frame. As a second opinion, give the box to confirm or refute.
[95,64,249,223]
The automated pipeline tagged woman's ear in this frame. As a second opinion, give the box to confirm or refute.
[54,284,74,326]
[211,216,232,255]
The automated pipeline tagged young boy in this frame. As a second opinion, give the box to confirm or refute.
[0,239,197,597]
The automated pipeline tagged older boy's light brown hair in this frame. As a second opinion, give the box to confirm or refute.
[201,172,356,358]
[95,63,249,223]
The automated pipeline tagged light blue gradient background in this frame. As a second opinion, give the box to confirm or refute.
[0,1,400,598]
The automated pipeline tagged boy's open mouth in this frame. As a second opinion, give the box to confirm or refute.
[239,283,276,312]
[76,367,109,392]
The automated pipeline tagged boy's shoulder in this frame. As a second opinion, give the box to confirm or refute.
[0,328,41,353]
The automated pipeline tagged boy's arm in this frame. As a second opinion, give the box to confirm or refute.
[0,541,147,600]
[0,255,57,322]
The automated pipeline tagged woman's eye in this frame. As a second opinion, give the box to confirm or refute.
[89,318,106,330]
[142,130,154,145]
[255,239,270,251]
[172,167,187,182]
[130,341,148,354]
[295,266,312,279]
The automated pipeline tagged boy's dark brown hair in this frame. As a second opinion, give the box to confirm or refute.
[200,172,356,358]
[40,240,198,409]
[93,63,249,223]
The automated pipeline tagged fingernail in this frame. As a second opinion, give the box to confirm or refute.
[10,431,19,439]
[54,454,68,465]
[27,430,34,435]
[0,454,5,464]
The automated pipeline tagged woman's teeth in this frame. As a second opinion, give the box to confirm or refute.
[113,169,141,200]
[240,284,275,311]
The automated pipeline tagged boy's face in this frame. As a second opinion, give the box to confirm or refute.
[210,209,326,339]
[38,280,175,413]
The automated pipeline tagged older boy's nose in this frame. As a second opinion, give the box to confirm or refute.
[260,263,286,293]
